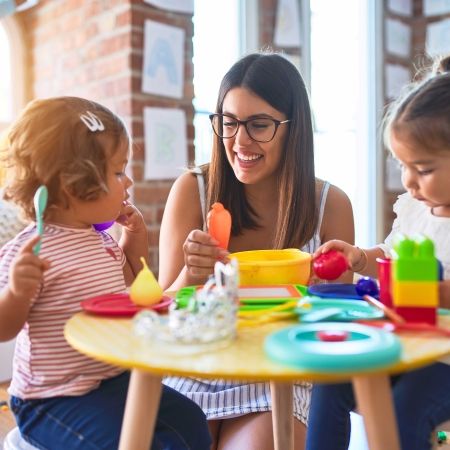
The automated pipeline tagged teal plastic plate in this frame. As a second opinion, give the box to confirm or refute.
[296,296,384,322]
[264,322,402,372]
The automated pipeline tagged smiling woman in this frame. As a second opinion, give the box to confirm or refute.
[159,51,355,450]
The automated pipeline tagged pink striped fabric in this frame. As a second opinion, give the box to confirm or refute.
[1,223,126,399]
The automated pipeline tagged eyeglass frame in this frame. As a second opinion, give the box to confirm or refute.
[209,113,291,143]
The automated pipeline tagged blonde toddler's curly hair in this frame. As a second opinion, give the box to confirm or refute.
[2,96,130,221]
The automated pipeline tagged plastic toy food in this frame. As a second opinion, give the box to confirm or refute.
[312,250,348,280]
[130,257,163,306]
[207,202,231,250]
[355,276,379,297]
[230,249,311,285]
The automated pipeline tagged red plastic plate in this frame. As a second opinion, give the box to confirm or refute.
[81,293,172,317]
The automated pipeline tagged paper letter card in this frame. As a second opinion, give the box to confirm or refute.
[144,107,187,180]
[142,20,185,99]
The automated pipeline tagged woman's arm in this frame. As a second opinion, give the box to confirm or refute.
[319,183,355,283]
[158,172,227,291]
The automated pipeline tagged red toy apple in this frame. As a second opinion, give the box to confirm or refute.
[313,250,349,280]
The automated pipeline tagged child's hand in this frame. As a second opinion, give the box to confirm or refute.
[314,239,363,272]
[439,280,450,309]
[9,235,50,301]
[115,201,146,234]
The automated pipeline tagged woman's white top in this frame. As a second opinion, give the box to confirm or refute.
[163,177,331,423]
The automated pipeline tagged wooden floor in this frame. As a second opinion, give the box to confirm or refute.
[0,380,449,449]
[0,380,16,447]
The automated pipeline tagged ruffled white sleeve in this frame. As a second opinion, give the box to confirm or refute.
[378,193,412,256]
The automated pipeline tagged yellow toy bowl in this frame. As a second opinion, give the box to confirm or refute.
[230,249,311,286]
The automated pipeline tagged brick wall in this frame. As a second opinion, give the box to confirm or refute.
[18,0,195,273]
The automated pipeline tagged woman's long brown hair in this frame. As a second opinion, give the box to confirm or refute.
[205,53,317,249]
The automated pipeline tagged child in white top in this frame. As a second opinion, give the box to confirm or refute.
[0,97,211,449]
[306,56,450,450]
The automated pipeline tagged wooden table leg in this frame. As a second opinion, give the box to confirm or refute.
[270,381,294,450]
[119,369,162,450]
[352,374,400,450]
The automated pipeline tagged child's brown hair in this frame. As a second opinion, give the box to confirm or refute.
[2,96,130,221]
[384,55,450,153]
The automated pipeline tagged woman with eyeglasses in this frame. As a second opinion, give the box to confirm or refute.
[158,52,355,450]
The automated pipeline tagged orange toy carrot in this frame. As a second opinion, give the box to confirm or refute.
[207,202,232,250]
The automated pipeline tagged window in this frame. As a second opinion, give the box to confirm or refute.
[0,21,13,130]
[310,0,382,246]
[0,16,26,382]
[0,16,26,134]
[192,1,382,246]
[192,0,257,164]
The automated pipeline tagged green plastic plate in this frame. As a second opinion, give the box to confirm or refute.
[175,284,307,311]
[296,296,384,322]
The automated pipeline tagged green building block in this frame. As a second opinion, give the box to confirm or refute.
[392,234,438,281]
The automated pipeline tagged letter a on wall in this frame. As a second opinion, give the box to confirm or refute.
[142,20,185,99]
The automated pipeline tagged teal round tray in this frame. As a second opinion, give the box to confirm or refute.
[296,296,384,322]
[264,322,401,372]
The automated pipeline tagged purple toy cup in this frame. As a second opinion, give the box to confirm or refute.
[93,221,115,232]
[376,257,393,308]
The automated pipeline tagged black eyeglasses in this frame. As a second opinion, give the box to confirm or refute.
[209,113,291,143]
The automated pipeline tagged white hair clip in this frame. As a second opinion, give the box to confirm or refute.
[79,111,105,132]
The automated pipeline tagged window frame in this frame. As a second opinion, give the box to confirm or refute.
[0,15,27,134]
[0,14,26,383]
[304,0,384,246]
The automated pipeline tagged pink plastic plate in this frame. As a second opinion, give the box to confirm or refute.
[81,293,172,317]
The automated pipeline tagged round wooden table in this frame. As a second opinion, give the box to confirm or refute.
[65,312,450,450]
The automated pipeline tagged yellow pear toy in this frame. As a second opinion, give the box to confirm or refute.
[130,257,163,306]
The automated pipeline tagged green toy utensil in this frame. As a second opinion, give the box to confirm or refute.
[33,185,48,255]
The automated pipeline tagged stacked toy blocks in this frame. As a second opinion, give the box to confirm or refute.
[391,234,438,324]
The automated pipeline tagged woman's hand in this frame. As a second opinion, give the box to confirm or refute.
[183,229,229,281]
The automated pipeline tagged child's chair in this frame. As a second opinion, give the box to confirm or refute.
[3,427,38,450]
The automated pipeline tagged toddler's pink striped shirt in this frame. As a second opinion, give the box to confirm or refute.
[0,223,126,399]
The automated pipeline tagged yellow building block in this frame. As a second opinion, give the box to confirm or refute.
[392,280,439,307]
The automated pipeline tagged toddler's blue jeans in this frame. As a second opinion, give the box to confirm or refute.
[10,372,211,450]
[306,362,450,450]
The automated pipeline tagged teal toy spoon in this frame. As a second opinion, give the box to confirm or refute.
[33,185,48,255]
